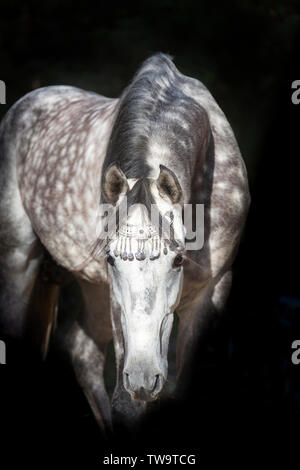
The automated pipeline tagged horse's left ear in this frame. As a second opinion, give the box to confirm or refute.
[156,164,183,204]
[103,164,129,205]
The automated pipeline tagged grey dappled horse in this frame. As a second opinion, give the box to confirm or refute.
[0,54,250,431]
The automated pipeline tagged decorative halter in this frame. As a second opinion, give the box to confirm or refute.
[105,213,178,261]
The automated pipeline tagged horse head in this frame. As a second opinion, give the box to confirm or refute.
[102,164,185,402]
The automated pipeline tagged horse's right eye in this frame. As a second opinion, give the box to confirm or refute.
[106,255,115,266]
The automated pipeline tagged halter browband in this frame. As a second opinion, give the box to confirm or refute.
[105,223,169,261]
[105,211,179,261]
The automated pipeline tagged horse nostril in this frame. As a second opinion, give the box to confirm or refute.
[123,372,131,391]
[152,374,163,396]
[152,374,159,391]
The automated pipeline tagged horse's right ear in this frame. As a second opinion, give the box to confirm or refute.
[103,164,129,205]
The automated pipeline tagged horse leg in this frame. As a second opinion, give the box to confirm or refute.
[0,234,64,357]
[175,270,232,395]
[64,279,113,433]
[110,296,146,429]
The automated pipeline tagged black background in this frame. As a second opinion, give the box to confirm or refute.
[0,0,299,467]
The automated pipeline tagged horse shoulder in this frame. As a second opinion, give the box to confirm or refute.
[1,86,117,282]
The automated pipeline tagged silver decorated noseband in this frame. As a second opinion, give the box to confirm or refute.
[104,211,184,261]
[105,223,170,261]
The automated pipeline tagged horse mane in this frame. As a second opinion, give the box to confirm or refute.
[101,52,199,183]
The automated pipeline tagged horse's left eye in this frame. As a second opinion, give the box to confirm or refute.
[173,254,184,267]
[106,255,115,266]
